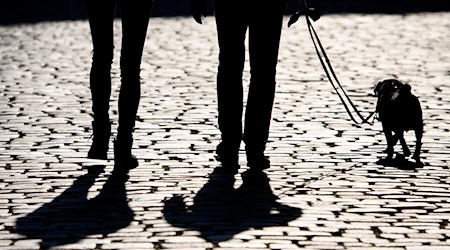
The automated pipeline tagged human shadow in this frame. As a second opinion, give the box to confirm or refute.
[376,154,424,170]
[15,165,134,249]
[163,167,302,243]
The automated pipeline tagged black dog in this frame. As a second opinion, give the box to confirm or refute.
[374,79,423,161]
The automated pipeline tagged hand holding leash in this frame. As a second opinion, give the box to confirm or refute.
[190,0,208,24]
[288,0,321,27]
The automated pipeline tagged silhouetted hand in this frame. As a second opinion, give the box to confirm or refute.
[288,7,321,27]
[190,0,208,24]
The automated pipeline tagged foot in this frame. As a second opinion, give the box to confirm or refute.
[216,142,239,170]
[383,146,394,159]
[87,121,111,160]
[247,152,270,171]
[412,152,420,161]
[403,148,411,157]
[114,138,138,170]
[88,139,109,160]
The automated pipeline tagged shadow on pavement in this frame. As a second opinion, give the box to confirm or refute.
[15,165,134,250]
[376,155,424,170]
[163,166,302,243]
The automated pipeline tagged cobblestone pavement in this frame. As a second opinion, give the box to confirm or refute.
[1,13,450,250]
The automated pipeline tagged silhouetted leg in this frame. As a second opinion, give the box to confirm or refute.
[214,0,248,166]
[412,99,423,161]
[382,124,394,158]
[115,0,153,167]
[397,131,410,157]
[86,0,117,159]
[244,0,284,168]
[413,128,422,160]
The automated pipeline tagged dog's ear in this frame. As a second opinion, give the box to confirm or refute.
[374,81,383,96]
[400,83,412,94]
[375,80,390,96]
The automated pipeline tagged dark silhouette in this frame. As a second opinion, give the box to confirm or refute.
[2,0,450,25]
[192,0,286,170]
[15,165,133,249]
[374,79,423,164]
[163,167,302,243]
[86,0,153,170]
[377,154,424,170]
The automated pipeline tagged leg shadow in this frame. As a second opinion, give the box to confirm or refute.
[376,154,424,170]
[15,165,134,249]
[163,167,302,243]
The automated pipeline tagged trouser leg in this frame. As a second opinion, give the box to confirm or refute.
[86,0,117,159]
[113,0,153,168]
[86,0,117,122]
[244,0,284,155]
[117,0,153,137]
[214,0,248,161]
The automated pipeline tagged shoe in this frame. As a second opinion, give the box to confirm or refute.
[246,152,270,171]
[216,142,239,170]
[87,121,111,160]
[114,137,138,170]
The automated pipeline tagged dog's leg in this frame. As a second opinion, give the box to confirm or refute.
[383,126,394,159]
[413,128,423,160]
[397,131,411,157]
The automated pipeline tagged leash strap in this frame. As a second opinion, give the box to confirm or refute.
[296,0,376,125]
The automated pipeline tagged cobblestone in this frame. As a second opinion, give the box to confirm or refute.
[1,12,450,249]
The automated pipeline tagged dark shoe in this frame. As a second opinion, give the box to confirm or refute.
[114,137,138,170]
[247,152,270,171]
[216,142,239,170]
[87,121,111,160]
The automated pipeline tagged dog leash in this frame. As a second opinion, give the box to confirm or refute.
[289,0,376,125]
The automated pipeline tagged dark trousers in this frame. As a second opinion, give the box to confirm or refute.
[86,0,153,135]
[214,0,285,153]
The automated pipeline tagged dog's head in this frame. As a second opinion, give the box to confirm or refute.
[374,79,404,98]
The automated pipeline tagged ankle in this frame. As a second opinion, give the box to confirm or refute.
[114,137,138,169]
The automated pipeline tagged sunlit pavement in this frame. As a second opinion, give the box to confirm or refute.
[1,13,450,249]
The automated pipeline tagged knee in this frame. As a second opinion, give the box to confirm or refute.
[218,49,245,72]
[218,62,244,83]
[92,49,113,70]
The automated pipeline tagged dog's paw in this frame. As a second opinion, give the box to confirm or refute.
[383,147,394,159]
[395,153,405,161]
[403,149,411,157]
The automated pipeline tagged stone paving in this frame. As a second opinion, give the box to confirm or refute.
[1,13,450,250]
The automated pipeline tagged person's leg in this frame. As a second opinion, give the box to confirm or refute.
[86,0,117,159]
[244,0,285,169]
[213,0,249,167]
[115,0,153,167]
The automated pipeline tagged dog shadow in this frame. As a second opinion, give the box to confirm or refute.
[163,166,302,243]
[15,165,134,250]
[376,154,424,170]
